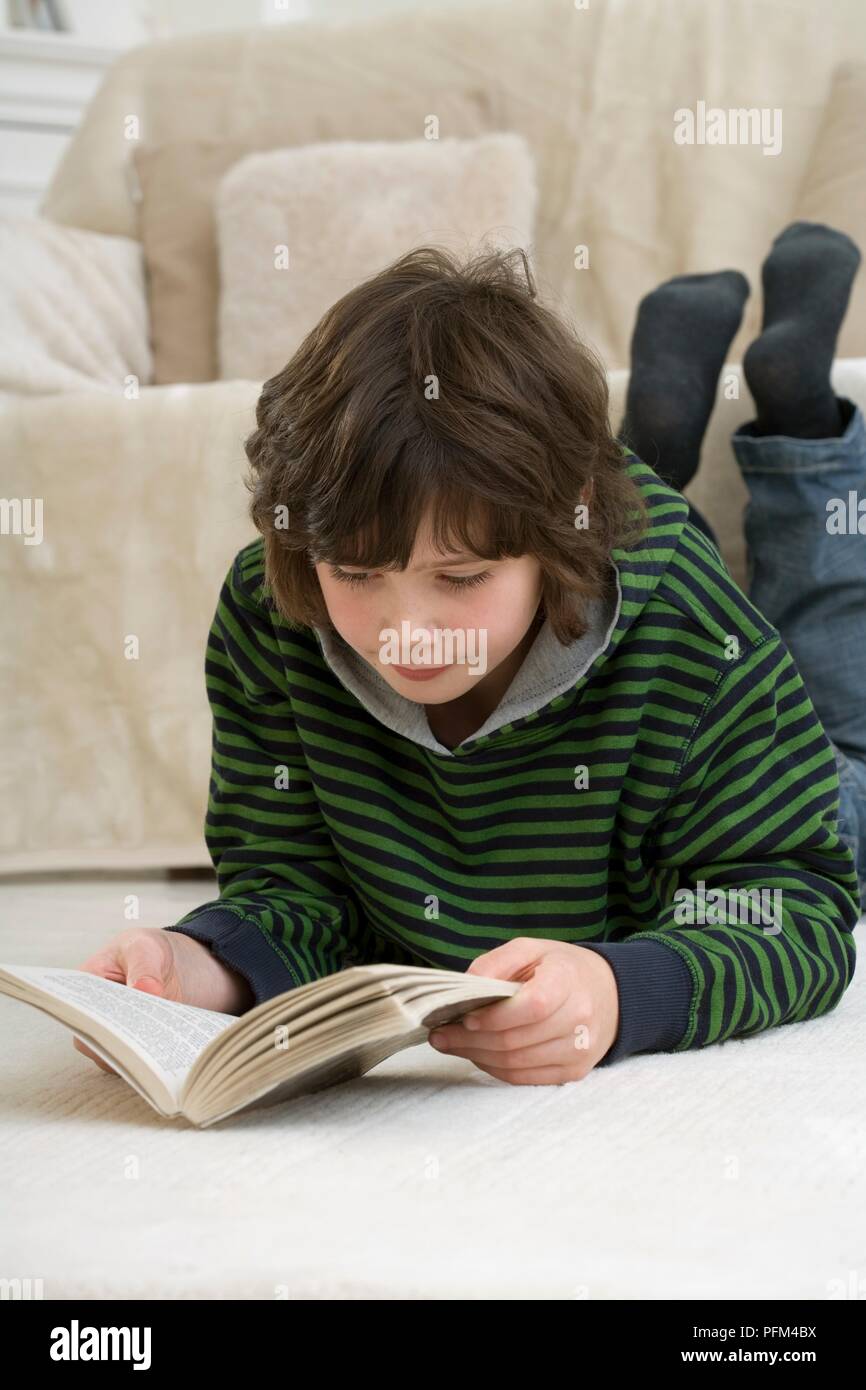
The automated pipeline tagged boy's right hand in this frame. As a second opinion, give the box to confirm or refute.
[71,927,254,1073]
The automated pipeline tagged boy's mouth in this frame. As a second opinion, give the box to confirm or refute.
[393,664,451,682]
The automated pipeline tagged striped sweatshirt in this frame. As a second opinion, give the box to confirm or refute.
[165,454,861,1066]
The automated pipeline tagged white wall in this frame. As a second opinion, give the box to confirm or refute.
[3,0,468,44]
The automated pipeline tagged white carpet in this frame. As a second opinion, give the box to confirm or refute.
[1,874,864,1300]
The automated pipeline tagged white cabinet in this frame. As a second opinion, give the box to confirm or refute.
[0,29,125,215]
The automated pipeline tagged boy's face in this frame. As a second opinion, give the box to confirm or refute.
[313,508,545,706]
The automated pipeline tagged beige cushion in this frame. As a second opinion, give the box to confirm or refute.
[131,89,493,385]
[214,133,538,383]
[0,214,151,400]
[794,62,866,359]
[133,135,272,384]
[132,127,362,385]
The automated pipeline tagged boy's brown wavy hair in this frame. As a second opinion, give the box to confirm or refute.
[243,243,650,645]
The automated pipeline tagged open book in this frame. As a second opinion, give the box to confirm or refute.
[0,962,521,1128]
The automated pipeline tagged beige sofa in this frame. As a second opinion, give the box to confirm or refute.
[3,0,866,873]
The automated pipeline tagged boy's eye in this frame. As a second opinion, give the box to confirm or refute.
[329,567,491,591]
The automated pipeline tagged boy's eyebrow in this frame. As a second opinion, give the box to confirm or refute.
[334,552,487,571]
[417,552,485,569]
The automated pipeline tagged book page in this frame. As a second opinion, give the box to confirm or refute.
[0,965,237,1091]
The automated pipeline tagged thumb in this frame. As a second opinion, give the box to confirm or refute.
[466,936,542,982]
[130,977,164,996]
[121,937,169,995]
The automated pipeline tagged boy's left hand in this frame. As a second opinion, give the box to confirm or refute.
[427,938,620,1084]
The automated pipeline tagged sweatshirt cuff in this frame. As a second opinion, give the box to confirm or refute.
[578,939,694,1065]
[164,906,303,1007]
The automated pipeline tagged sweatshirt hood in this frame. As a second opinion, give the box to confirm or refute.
[311,455,690,758]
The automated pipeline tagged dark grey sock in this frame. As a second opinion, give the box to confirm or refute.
[618,270,750,491]
[743,221,861,439]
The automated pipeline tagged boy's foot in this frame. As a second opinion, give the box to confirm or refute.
[619,270,750,491]
[743,221,861,439]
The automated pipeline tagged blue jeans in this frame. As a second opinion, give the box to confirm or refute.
[688,396,866,912]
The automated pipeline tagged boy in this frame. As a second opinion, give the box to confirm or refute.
[75,222,863,1083]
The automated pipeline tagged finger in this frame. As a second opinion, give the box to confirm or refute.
[472,1061,576,1086]
[432,993,574,1053]
[431,1033,573,1071]
[118,937,169,993]
[75,952,127,985]
[72,1037,117,1075]
[130,976,165,996]
[465,935,544,982]
[461,953,570,1032]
